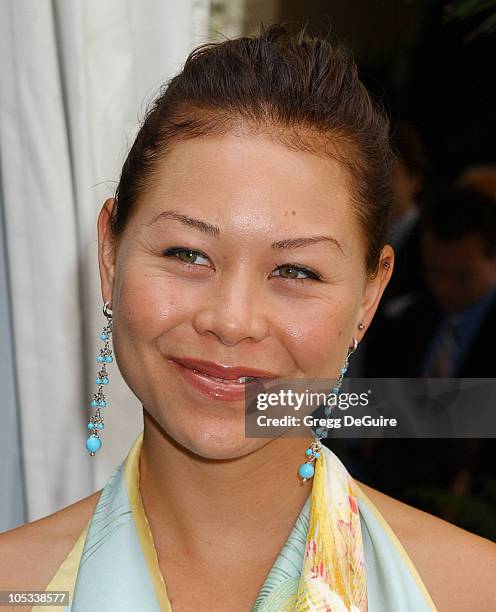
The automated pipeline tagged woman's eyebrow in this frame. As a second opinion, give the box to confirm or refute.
[147,209,220,237]
[271,236,344,255]
[147,209,344,255]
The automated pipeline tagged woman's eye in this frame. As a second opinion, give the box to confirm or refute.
[162,247,211,267]
[162,249,320,282]
[272,264,321,282]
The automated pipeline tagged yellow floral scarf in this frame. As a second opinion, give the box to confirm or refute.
[293,442,367,610]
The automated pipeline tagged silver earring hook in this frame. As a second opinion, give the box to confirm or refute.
[348,336,358,355]
[103,301,113,319]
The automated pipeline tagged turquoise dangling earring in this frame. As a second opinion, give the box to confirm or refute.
[298,335,359,482]
[86,300,113,455]
[298,441,322,481]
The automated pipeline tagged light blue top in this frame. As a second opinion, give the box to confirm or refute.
[47,440,437,611]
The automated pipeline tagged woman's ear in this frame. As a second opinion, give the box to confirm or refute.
[356,244,395,335]
[97,198,118,305]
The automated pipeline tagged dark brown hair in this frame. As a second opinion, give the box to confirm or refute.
[111,23,394,277]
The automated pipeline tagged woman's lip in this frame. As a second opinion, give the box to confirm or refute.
[170,359,269,401]
[170,357,277,380]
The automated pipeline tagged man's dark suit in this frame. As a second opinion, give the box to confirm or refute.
[341,289,496,520]
[363,289,496,378]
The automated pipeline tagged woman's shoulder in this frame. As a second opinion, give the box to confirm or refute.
[0,489,102,596]
[354,479,496,611]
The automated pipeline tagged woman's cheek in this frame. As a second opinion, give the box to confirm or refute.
[278,295,354,374]
[116,271,182,337]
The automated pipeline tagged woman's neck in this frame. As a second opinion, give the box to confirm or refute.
[138,411,315,566]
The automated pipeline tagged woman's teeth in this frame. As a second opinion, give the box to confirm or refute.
[191,369,253,383]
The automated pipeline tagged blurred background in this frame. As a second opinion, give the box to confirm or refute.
[1,0,495,540]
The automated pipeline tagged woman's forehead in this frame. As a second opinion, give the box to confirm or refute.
[138,132,353,223]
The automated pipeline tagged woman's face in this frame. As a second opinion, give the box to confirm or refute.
[98,132,392,459]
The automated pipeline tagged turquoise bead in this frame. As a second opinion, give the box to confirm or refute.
[96,377,102,384]
[87,422,94,429]
[98,423,104,429]
[97,355,104,363]
[315,452,321,458]
[98,400,106,407]
[341,367,347,374]
[90,399,98,408]
[105,356,113,363]
[102,377,109,385]
[86,436,102,452]
[100,333,109,340]
[332,387,340,394]
[305,448,313,456]
[298,462,314,480]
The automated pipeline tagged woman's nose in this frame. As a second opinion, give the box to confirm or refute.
[191,273,270,346]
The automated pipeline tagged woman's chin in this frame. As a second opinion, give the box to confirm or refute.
[179,427,267,461]
[146,393,271,460]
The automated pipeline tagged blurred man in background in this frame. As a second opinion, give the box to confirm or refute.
[352,180,496,515]
[381,120,427,305]
[364,183,496,377]
[347,120,427,379]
